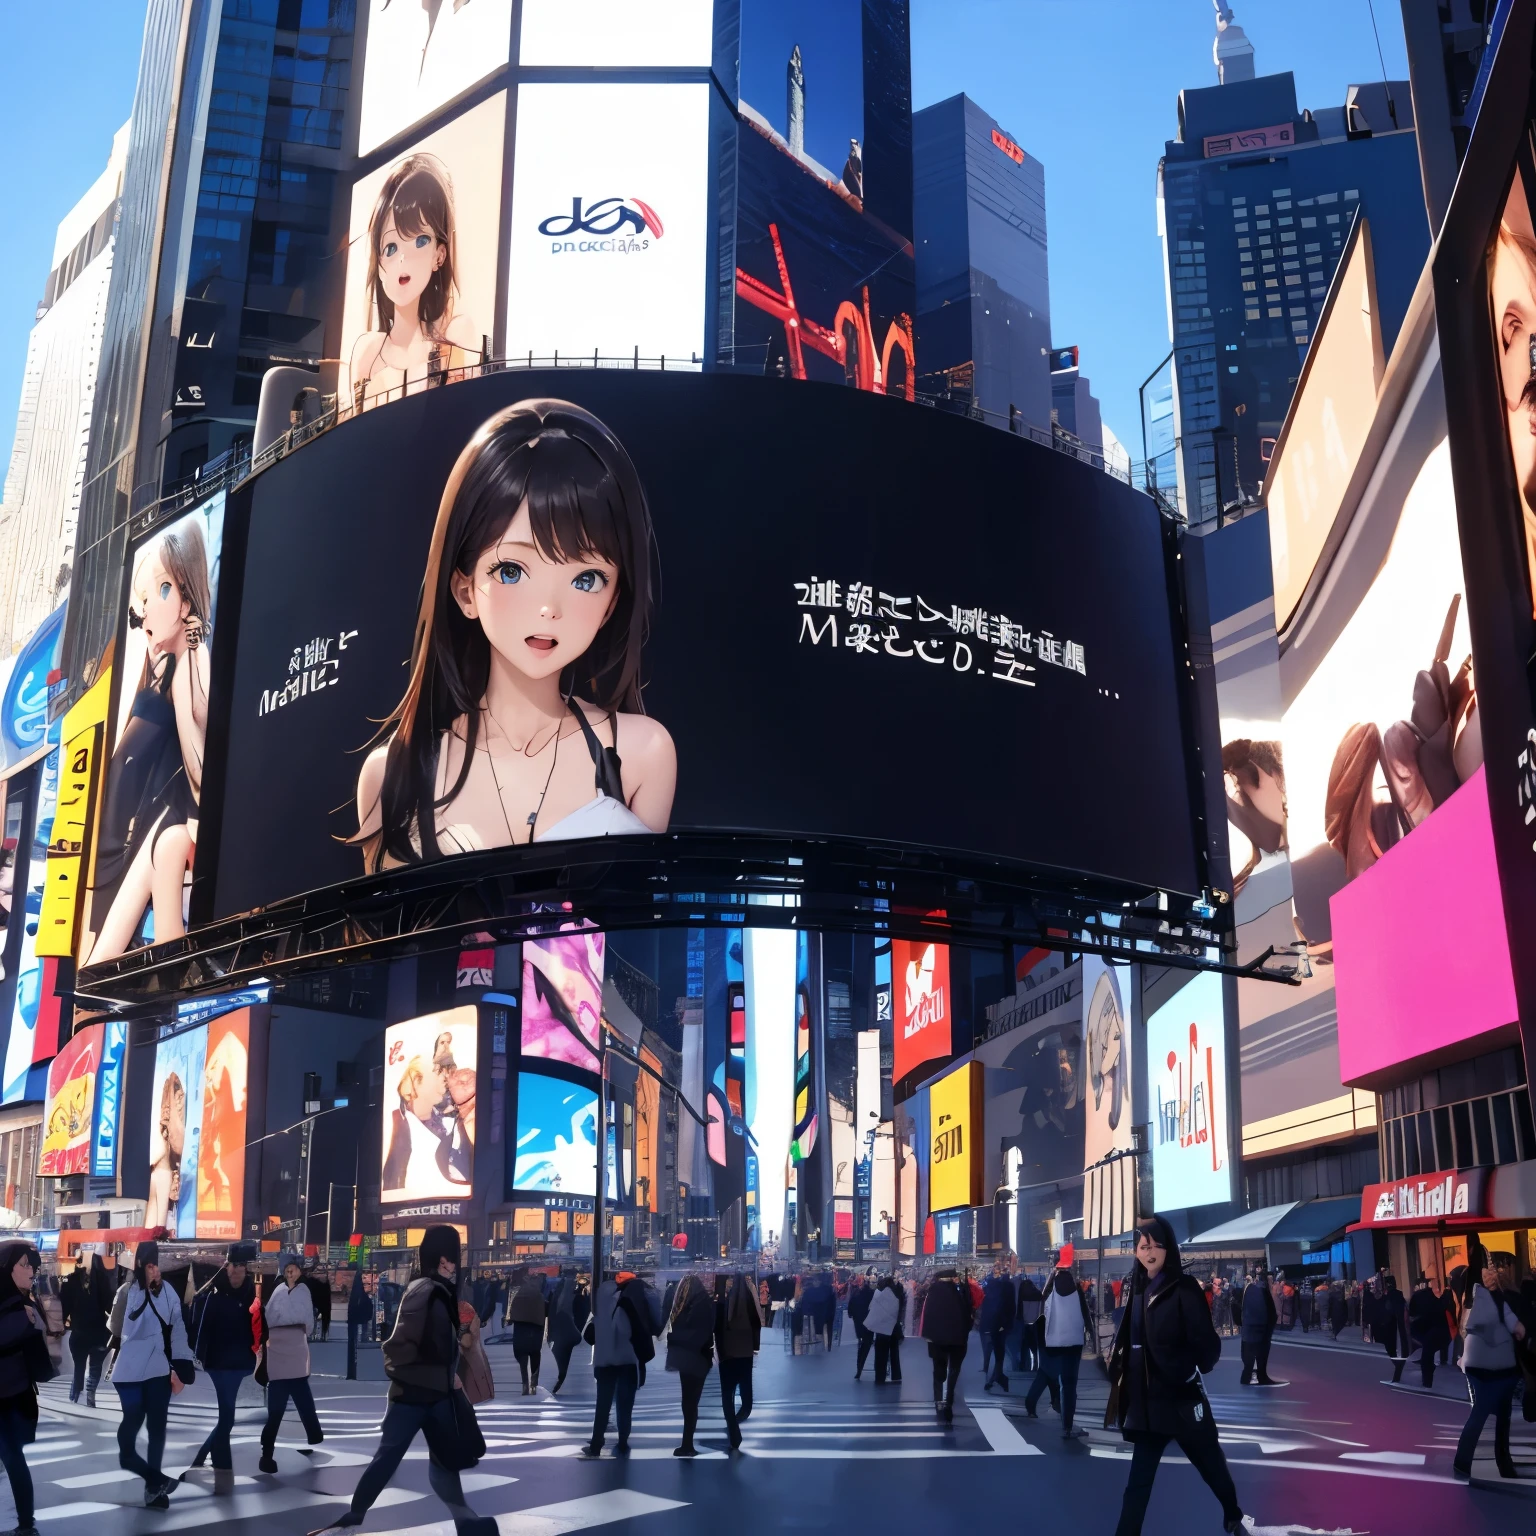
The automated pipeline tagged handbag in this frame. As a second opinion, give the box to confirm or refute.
[419,1287,485,1471]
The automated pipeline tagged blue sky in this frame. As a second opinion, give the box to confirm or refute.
[908,0,1411,454]
[0,2,1412,488]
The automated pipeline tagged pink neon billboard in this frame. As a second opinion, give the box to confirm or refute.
[1332,768,1518,1084]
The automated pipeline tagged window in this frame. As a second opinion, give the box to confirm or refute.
[1237,238,1250,248]
[1234,223,1249,233]
[1242,281,1257,291]
[1277,201,1292,211]
[1256,204,1270,214]
[1278,217,1293,227]
[1327,215,1340,225]
[1317,192,1338,204]
[1256,219,1272,230]
[1345,189,1359,200]
[1301,216,1317,228]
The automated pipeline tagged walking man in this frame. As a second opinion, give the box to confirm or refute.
[1239,1269,1280,1386]
[980,1263,1016,1392]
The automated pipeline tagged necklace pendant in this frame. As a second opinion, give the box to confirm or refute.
[526,812,537,826]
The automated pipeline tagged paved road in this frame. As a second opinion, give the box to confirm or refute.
[16,1324,1533,1534]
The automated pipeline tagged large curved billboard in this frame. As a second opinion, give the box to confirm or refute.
[204,371,1203,919]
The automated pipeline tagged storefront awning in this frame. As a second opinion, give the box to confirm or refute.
[1264,1197,1360,1245]
[1185,1202,1297,1246]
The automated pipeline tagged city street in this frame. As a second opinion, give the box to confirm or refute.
[17,1326,1534,1535]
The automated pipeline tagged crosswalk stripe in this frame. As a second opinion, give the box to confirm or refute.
[361,1489,688,1536]
[963,1409,1042,1457]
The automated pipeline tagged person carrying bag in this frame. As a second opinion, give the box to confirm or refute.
[309,1226,494,1536]
[0,1242,53,1536]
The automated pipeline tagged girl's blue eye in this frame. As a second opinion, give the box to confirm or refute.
[159,582,172,601]
[571,570,607,593]
[491,562,523,585]
[415,234,432,249]
[382,241,398,259]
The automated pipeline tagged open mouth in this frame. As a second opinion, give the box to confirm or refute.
[397,274,412,286]
[525,636,557,653]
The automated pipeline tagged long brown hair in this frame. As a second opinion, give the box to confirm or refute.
[366,153,458,338]
[136,520,212,695]
[369,398,655,868]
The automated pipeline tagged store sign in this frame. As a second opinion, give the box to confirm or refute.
[1359,1169,1489,1226]
[1203,122,1295,159]
[928,1061,983,1212]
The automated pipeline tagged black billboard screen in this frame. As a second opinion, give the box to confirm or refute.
[210,371,1200,918]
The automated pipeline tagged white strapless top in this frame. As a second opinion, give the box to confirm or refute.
[535,792,654,843]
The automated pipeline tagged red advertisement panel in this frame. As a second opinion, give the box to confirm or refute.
[893,938,951,1085]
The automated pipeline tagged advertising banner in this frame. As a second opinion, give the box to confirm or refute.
[505,82,710,365]
[147,1026,207,1238]
[196,1008,250,1241]
[1148,971,1233,1211]
[893,938,951,1088]
[341,93,504,413]
[1081,956,1135,1239]
[928,1060,982,1212]
[3,745,57,1102]
[356,0,512,157]
[519,0,713,66]
[522,929,604,1072]
[382,1006,477,1207]
[1357,1169,1489,1226]
[41,1023,102,1176]
[92,1017,127,1179]
[81,493,225,966]
[0,603,64,776]
[513,1072,598,1196]
[210,371,1205,923]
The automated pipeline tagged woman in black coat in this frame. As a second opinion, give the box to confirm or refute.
[1406,1275,1451,1389]
[0,1241,48,1536]
[189,1246,259,1479]
[1105,1217,1246,1536]
[60,1250,115,1407]
[1377,1275,1409,1382]
[665,1275,715,1457]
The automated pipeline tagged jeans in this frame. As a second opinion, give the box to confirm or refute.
[985,1327,1010,1386]
[262,1375,323,1449]
[69,1332,108,1400]
[873,1334,902,1383]
[1114,1428,1243,1536]
[1239,1336,1272,1382]
[930,1344,965,1407]
[196,1368,251,1469]
[515,1348,541,1391]
[679,1370,708,1446]
[348,1399,493,1536]
[720,1355,753,1443]
[1025,1346,1081,1428]
[589,1365,638,1449]
[0,1406,34,1526]
[115,1374,172,1489]
[853,1322,873,1376]
[1454,1370,1520,1472]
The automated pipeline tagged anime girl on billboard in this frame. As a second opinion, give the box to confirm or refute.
[355,398,676,867]
[87,520,213,962]
[346,153,482,412]
[145,1071,185,1234]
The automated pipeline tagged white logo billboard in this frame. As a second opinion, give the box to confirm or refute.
[505,82,710,365]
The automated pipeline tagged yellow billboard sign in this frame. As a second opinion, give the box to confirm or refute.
[929,1061,983,1213]
[37,669,112,958]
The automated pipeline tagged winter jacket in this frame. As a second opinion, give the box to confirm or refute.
[1239,1281,1277,1343]
[302,1274,331,1334]
[347,1274,374,1327]
[192,1271,258,1374]
[979,1275,1017,1332]
[264,1279,315,1380]
[1407,1287,1451,1351]
[60,1259,114,1348]
[1016,1277,1044,1331]
[0,1295,44,1403]
[866,1284,901,1337]
[110,1280,191,1385]
[1105,1272,1222,1437]
[847,1283,874,1329]
[919,1278,973,1349]
[590,1278,662,1370]
[1377,1285,1407,1349]
[1462,1285,1520,1374]
[548,1280,581,1352]
[383,1274,461,1404]
[508,1278,548,1326]
[1043,1274,1091,1349]
[665,1285,715,1377]
[715,1277,763,1360]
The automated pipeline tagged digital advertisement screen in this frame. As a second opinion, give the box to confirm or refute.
[210,370,1204,921]
[927,1061,980,1212]
[1081,956,1135,1237]
[356,0,512,157]
[342,93,505,413]
[523,928,604,1071]
[147,1025,206,1238]
[382,1006,477,1205]
[1491,171,1536,621]
[41,1023,101,1177]
[195,1008,249,1241]
[92,1018,127,1178]
[893,938,951,1087]
[505,82,710,365]
[514,1072,598,1195]
[81,494,225,966]
[518,0,714,66]
[3,747,55,1102]
[1148,971,1233,1211]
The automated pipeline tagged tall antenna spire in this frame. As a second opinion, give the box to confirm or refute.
[787,45,805,158]
[1213,1,1256,85]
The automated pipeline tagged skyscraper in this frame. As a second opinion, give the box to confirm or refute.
[912,93,1052,434]
[1160,4,1429,522]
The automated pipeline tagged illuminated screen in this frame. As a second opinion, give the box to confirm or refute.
[382,1006,478,1204]
[80,493,225,966]
[514,1072,598,1195]
[3,747,56,1101]
[147,1025,207,1239]
[212,370,1205,918]
[41,1023,101,1177]
[893,939,951,1087]
[341,93,505,413]
[1147,971,1233,1210]
[505,82,710,364]
[1490,170,1536,619]
[522,929,604,1072]
[196,1008,250,1241]
[356,0,512,157]
[518,0,713,65]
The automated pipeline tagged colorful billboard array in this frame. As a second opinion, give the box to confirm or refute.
[145,1008,250,1240]
[382,1006,477,1207]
